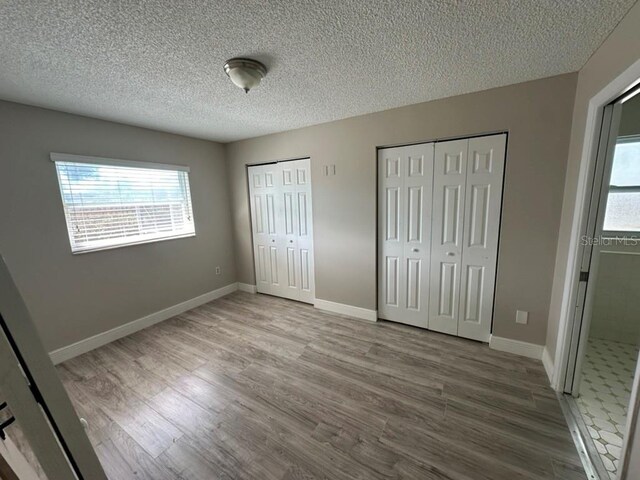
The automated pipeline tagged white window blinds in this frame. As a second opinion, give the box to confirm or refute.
[51,153,196,253]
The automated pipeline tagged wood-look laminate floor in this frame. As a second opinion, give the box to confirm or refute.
[57,292,586,480]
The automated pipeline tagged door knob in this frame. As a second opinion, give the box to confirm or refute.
[271,239,275,242]
[447,252,455,256]
[412,248,419,252]
[289,240,294,243]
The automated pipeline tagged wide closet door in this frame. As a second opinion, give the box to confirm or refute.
[378,133,506,342]
[378,143,434,327]
[248,159,315,303]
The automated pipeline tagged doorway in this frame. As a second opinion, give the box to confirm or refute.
[562,88,640,479]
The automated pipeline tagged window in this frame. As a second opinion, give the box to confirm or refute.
[603,136,640,235]
[52,153,195,253]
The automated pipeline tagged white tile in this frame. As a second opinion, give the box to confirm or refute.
[602,455,615,472]
[578,338,637,480]
[600,431,623,447]
[606,443,622,460]
[588,426,601,440]
[593,417,616,433]
[606,404,625,416]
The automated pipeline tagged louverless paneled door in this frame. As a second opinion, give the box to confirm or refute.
[248,158,315,304]
[378,143,434,327]
[378,134,506,341]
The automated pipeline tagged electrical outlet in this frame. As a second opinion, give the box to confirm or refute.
[215,266,221,275]
[515,310,528,325]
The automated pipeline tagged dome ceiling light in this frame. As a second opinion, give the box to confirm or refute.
[223,58,268,93]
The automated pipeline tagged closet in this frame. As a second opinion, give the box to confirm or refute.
[378,134,506,341]
[248,158,315,304]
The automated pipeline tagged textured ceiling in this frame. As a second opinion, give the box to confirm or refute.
[0,1,636,143]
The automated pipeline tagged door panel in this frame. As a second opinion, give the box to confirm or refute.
[458,134,506,341]
[429,139,468,335]
[438,261,457,317]
[248,164,280,295]
[292,159,315,303]
[278,161,303,301]
[249,160,315,303]
[269,245,280,285]
[386,187,401,241]
[266,194,276,234]
[300,248,311,292]
[385,256,400,307]
[379,148,405,320]
[406,258,422,311]
[378,143,433,327]
[257,245,267,283]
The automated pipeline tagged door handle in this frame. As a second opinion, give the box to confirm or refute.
[271,239,275,242]
[446,252,455,256]
[412,248,419,252]
[289,240,294,243]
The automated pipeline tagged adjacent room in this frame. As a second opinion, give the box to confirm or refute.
[1,1,640,480]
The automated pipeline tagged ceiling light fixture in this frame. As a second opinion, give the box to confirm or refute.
[223,58,267,93]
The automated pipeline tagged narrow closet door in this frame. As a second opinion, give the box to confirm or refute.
[292,159,315,303]
[278,162,302,301]
[458,134,506,341]
[248,163,281,295]
[378,143,433,327]
[429,139,468,335]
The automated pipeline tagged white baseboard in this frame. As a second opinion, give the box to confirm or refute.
[542,346,555,384]
[237,283,257,293]
[49,282,239,364]
[314,299,377,322]
[489,335,544,360]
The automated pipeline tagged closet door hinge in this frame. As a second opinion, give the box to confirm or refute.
[579,271,589,282]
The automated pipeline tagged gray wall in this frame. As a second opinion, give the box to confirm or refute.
[226,73,577,346]
[590,251,640,345]
[620,92,640,137]
[0,100,236,352]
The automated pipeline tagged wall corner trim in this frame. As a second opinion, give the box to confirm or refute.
[542,346,555,385]
[237,283,258,293]
[313,299,377,322]
[489,335,544,360]
[49,282,239,364]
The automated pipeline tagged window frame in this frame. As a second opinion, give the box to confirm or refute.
[602,134,640,238]
[50,153,196,254]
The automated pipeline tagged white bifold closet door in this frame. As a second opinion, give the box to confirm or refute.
[379,133,506,342]
[378,143,434,327]
[248,158,315,304]
[430,134,505,341]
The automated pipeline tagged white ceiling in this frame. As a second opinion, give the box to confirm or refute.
[0,1,635,143]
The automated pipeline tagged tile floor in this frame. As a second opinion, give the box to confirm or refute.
[577,338,639,479]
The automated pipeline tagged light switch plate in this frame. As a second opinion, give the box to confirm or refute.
[516,310,528,325]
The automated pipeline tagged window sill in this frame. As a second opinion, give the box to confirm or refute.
[71,232,196,255]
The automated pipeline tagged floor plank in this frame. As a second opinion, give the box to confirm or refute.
[56,291,586,480]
